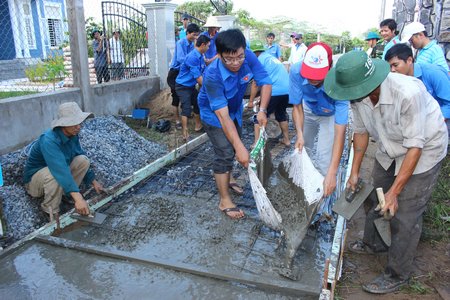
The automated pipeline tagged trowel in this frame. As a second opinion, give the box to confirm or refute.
[332,179,374,220]
[374,188,392,247]
[70,210,107,225]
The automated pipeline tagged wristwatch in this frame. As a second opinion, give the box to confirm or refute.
[259,108,267,113]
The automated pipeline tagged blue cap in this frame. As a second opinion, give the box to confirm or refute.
[365,32,380,40]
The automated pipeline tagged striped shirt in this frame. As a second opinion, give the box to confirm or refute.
[416,40,449,72]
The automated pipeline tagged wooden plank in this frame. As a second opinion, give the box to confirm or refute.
[1,134,209,255]
[36,235,319,297]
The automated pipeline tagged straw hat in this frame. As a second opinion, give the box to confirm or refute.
[203,16,221,28]
[51,102,93,129]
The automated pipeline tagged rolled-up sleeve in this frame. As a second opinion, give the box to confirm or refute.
[351,103,368,134]
[289,62,303,105]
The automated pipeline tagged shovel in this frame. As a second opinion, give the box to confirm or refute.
[332,178,374,220]
[374,188,392,247]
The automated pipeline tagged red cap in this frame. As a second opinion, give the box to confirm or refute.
[300,42,333,81]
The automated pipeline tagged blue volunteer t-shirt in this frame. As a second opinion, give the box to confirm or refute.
[258,52,288,96]
[169,38,194,70]
[264,43,281,59]
[201,31,217,60]
[289,62,349,125]
[198,49,272,128]
[176,48,206,87]
[414,62,450,119]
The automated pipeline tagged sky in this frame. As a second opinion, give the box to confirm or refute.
[170,0,395,37]
[86,0,395,38]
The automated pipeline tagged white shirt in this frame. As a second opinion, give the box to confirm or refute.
[351,73,448,175]
[288,42,307,65]
[109,38,124,63]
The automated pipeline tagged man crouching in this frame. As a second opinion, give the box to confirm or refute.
[23,102,105,220]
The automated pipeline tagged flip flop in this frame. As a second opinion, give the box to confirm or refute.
[194,127,204,133]
[221,207,244,219]
[362,273,408,294]
[229,182,244,195]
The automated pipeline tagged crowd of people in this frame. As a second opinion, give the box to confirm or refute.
[17,14,449,296]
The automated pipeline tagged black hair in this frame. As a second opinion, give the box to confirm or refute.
[186,23,201,34]
[379,18,397,31]
[267,32,275,38]
[215,29,246,55]
[385,43,413,62]
[196,35,211,47]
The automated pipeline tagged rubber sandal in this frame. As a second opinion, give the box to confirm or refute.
[229,182,244,195]
[362,273,408,294]
[175,121,182,129]
[221,207,244,219]
[194,127,204,133]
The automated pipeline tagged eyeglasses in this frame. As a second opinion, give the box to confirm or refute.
[222,55,245,65]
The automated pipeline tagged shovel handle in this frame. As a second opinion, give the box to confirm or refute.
[376,187,385,208]
[376,187,393,219]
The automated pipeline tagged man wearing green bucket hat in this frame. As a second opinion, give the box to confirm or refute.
[365,31,382,59]
[324,51,448,294]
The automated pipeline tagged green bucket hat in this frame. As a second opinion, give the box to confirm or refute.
[250,40,265,52]
[324,50,390,100]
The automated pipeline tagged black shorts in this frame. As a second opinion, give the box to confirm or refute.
[167,68,180,106]
[175,84,199,116]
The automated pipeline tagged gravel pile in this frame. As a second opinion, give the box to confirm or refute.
[0,116,168,244]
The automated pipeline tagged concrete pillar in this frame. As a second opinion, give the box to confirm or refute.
[215,15,236,31]
[66,0,92,111]
[143,2,177,89]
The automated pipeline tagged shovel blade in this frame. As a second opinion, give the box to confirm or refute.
[332,181,374,220]
[71,212,107,225]
[374,217,391,247]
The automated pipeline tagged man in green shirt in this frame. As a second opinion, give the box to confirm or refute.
[23,102,105,220]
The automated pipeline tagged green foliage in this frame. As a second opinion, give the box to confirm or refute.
[401,277,432,294]
[176,1,214,22]
[25,53,67,90]
[425,154,450,235]
[85,17,103,57]
[0,91,38,100]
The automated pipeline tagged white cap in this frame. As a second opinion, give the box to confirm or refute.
[401,22,426,43]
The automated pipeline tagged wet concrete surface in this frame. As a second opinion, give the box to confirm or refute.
[0,242,310,299]
[0,115,338,298]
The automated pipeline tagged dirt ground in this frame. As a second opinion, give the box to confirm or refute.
[134,90,450,299]
[336,141,450,300]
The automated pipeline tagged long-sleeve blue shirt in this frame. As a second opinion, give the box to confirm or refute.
[176,48,205,87]
[23,128,95,194]
[169,38,194,70]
